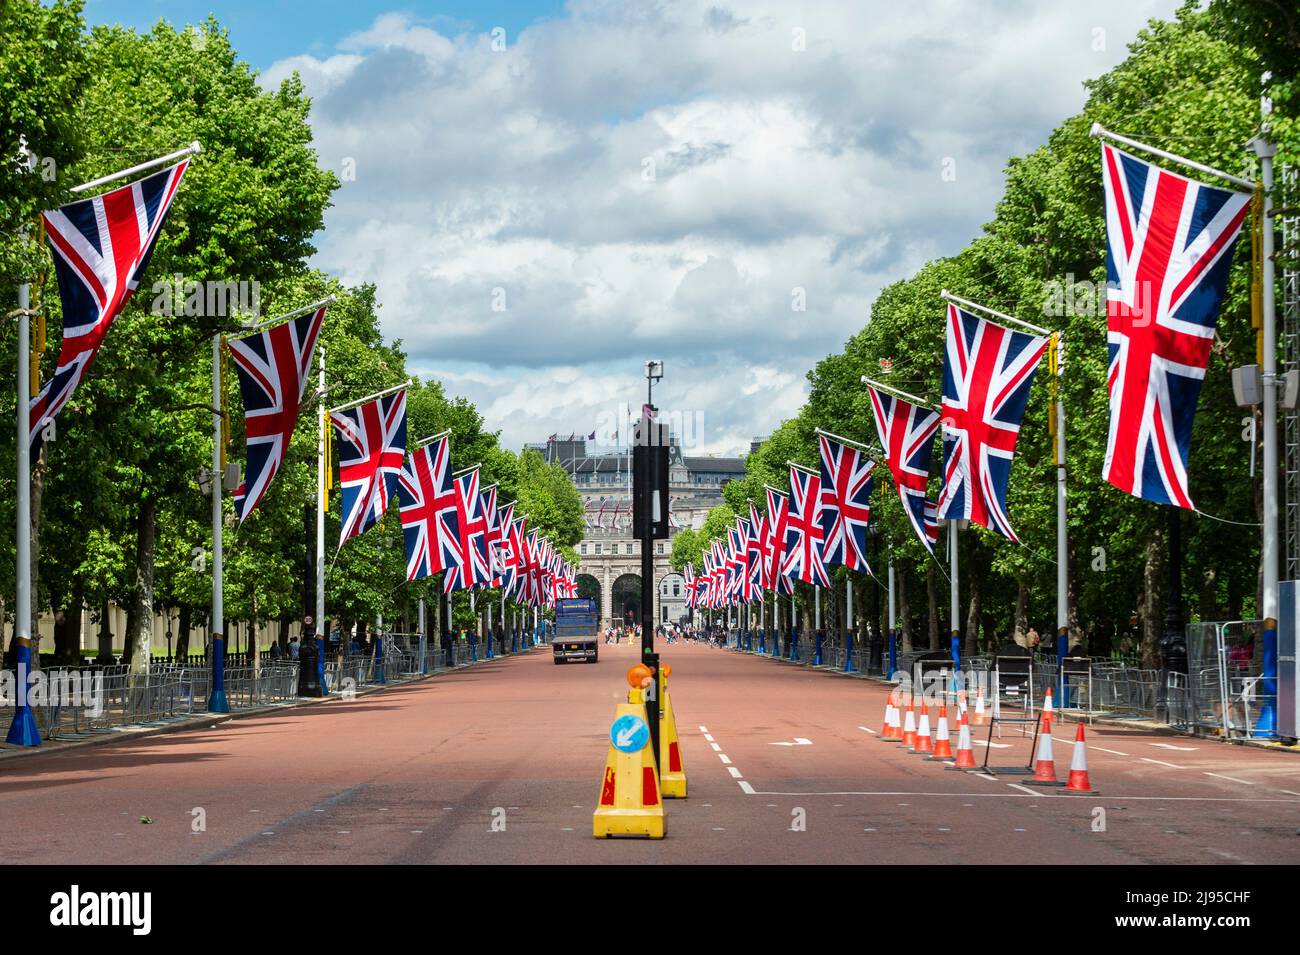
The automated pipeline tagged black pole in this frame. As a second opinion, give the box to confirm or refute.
[637,398,661,767]
[1159,505,1187,715]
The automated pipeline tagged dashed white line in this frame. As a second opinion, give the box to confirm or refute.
[739,781,756,795]
[858,726,877,735]
[727,767,743,778]
[709,742,722,752]
[1204,772,1254,785]
[1091,746,1130,756]
[703,734,715,743]
[1141,758,1186,769]
[718,754,733,765]
[698,725,709,733]
[1006,784,1044,796]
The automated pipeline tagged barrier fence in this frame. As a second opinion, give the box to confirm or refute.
[1,627,551,744]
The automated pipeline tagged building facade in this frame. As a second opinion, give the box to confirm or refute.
[533,435,748,630]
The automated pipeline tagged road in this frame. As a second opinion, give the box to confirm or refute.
[2,641,1299,864]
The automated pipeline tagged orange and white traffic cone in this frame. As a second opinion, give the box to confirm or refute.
[973,685,988,725]
[910,701,933,755]
[1042,687,1054,730]
[1028,713,1062,786]
[1063,722,1097,794]
[947,710,978,770]
[880,697,897,740]
[927,704,953,760]
[900,693,917,748]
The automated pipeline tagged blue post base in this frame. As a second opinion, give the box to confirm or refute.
[843,634,854,673]
[419,637,428,675]
[486,633,495,660]
[888,632,898,679]
[318,637,329,694]
[814,630,823,666]
[5,654,41,746]
[375,637,386,684]
[788,629,798,661]
[1254,621,1278,738]
[470,638,478,663]
[757,629,766,653]
[208,638,230,712]
[771,629,781,657]
[511,629,518,653]
[950,633,960,667]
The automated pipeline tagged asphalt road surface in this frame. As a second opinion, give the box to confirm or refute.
[3,641,1299,864]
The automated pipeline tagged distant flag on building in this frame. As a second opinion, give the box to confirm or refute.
[937,302,1048,541]
[229,303,326,520]
[30,159,192,460]
[332,389,407,548]
[1100,142,1251,508]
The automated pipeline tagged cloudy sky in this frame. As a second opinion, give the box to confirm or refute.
[95,0,1182,455]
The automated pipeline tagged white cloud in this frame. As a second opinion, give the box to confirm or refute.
[266,0,1181,454]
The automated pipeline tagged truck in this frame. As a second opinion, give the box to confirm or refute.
[552,598,599,664]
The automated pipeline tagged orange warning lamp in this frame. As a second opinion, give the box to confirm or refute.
[627,664,652,689]
[661,663,672,679]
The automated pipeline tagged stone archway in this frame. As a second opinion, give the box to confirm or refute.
[576,573,601,620]
[611,573,642,627]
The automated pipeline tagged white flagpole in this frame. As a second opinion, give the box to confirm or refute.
[949,520,960,664]
[1090,123,1255,192]
[208,334,229,711]
[315,345,328,689]
[70,141,202,194]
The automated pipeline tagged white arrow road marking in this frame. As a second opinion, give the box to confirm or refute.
[973,740,1011,749]
[770,738,813,746]
[1151,743,1197,751]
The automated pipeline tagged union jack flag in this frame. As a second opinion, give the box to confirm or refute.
[444,467,490,593]
[783,466,830,587]
[764,486,794,595]
[32,160,190,459]
[924,499,942,549]
[480,484,504,588]
[496,503,518,595]
[747,501,770,596]
[818,434,876,573]
[1101,143,1250,508]
[332,390,407,548]
[868,386,940,554]
[937,303,1047,541]
[396,434,461,582]
[523,530,542,606]
[683,563,697,610]
[229,305,326,521]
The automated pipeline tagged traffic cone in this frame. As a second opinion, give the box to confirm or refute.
[880,698,897,740]
[910,701,933,755]
[973,686,988,725]
[594,671,666,838]
[947,710,978,770]
[1063,722,1097,794]
[1028,714,1063,787]
[927,704,953,760]
[884,696,904,742]
[658,669,687,799]
[1043,687,1054,730]
[900,693,917,749]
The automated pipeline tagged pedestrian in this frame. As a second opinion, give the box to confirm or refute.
[288,636,300,661]
[269,640,282,661]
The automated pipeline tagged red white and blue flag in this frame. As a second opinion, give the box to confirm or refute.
[783,466,830,587]
[396,434,461,582]
[444,466,490,593]
[32,160,190,459]
[818,434,876,573]
[496,502,518,594]
[480,484,504,588]
[747,501,770,597]
[937,303,1047,541]
[229,305,326,520]
[1101,143,1250,508]
[764,486,794,595]
[868,386,941,554]
[683,562,697,610]
[332,390,407,548]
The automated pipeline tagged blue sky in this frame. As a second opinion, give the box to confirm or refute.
[82,1,567,69]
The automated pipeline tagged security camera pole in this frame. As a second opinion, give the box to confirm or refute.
[635,360,667,765]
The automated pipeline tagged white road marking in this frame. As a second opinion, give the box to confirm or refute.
[698,725,709,733]
[973,740,1011,749]
[1151,743,1197,751]
[734,790,1299,802]
[1281,790,1300,797]
[703,734,715,743]
[858,726,877,735]
[1141,758,1186,769]
[739,781,756,794]
[1092,746,1129,756]
[728,767,743,778]
[770,738,813,746]
[1007,784,1045,796]
[719,754,732,764]
[710,742,722,752]
[1204,772,1254,785]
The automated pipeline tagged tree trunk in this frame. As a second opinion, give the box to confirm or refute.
[1013,581,1029,647]
[898,562,912,652]
[52,582,83,665]
[964,576,982,657]
[926,563,939,651]
[1067,537,1085,652]
[176,605,192,661]
[1140,524,1164,669]
[97,597,114,662]
[128,495,157,677]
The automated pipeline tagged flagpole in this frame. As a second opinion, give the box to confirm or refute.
[6,278,39,745]
[207,334,229,712]
[69,141,202,194]
[314,345,328,695]
[887,560,897,678]
[860,376,938,411]
[328,379,412,415]
[1053,335,1069,700]
[1090,123,1255,192]
[1251,106,1279,737]
[949,520,960,666]
[227,294,336,339]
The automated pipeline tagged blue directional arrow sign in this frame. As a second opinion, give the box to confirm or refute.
[610,714,649,753]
